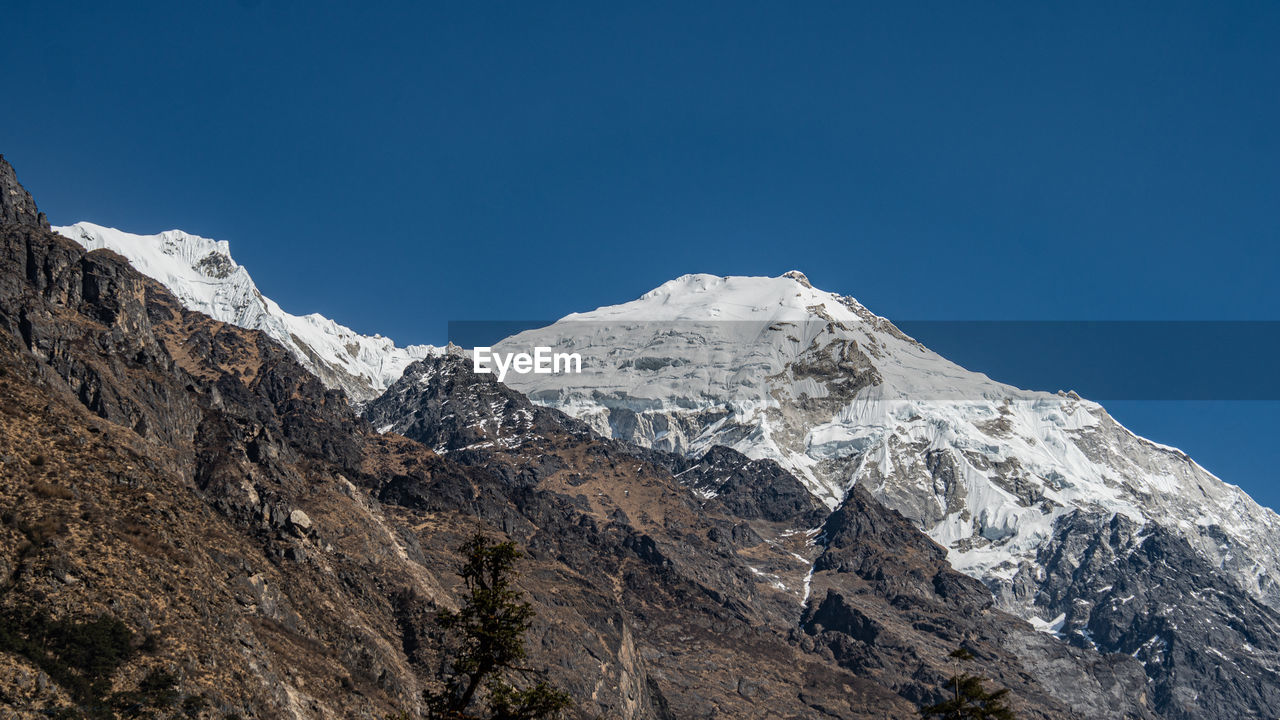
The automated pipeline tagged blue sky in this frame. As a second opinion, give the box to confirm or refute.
[3,2,1277,507]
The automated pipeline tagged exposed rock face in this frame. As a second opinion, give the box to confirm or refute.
[805,488,1155,719]
[1022,511,1280,720]
[0,218,427,717]
[659,445,830,527]
[0,156,48,230]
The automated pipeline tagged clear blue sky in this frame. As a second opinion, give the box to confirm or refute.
[3,2,1277,507]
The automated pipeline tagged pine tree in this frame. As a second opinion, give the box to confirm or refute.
[919,647,1016,720]
[426,532,572,720]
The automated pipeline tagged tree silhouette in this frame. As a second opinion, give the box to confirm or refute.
[919,647,1016,720]
[426,532,571,720]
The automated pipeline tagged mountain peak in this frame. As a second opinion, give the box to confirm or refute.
[53,221,442,403]
[0,155,50,231]
[781,269,812,287]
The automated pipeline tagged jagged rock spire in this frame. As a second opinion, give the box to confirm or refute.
[0,154,50,231]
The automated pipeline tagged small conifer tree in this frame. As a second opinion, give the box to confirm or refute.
[426,532,571,720]
[919,647,1016,720]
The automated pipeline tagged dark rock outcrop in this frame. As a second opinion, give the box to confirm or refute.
[669,445,830,526]
[0,155,48,230]
[804,488,1156,718]
[1023,510,1280,720]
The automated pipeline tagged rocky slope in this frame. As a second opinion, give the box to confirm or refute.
[1,157,48,230]
[53,221,440,405]
[366,354,1158,719]
[1026,511,1280,719]
[1,156,1159,718]
[1,158,453,717]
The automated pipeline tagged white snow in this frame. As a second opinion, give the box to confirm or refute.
[1030,613,1067,636]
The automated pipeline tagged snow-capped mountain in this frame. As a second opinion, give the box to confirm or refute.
[492,271,1280,716]
[493,272,1280,613]
[54,222,440,404]
[55,208,1280,714]
[54,222,1280,627]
